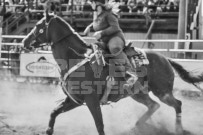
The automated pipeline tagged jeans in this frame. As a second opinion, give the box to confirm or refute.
[107,36,133,78]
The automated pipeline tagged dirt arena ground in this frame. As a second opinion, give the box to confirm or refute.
[0,76,203,135]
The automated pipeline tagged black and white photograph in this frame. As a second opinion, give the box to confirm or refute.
[0,0,203,135]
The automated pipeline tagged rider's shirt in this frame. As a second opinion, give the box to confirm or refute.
[93,11,125,43]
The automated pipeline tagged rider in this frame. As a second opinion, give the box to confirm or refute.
[84,0,138,104]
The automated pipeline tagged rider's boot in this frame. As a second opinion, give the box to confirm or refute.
[100,54,138,104]
[115,52,138,91]
[100,76,115,104]
[123,69,138,91]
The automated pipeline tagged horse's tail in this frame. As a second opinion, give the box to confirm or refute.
[168,59,203,92]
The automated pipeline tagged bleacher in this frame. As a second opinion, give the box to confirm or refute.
[0,0,181,34]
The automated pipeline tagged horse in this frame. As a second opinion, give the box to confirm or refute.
[23,13,203,135]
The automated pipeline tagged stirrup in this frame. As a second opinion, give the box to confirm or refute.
[126,71,138,82]
[123,71,138,90]
[90,44,105,66]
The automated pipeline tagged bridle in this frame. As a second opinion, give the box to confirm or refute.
[31,19,50,48]
[30,16,88,59]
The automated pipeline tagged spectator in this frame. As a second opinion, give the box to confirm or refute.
[40,0,46,3]
[140,0,152,27]
[45,1,59,13]
[4,2,13,19]
[55,2,60,12]
[136,0,145,13]
[1,39,8,51]
[173,0,179,11]
[156,0,163,13]
[142,0,148,14]
[5,0,14,6]
[62,0,69,4]
[14,6,23,18]
[67,0,86,11]
[50,2,56,12]
[82,0,92,18]
[83,0,92,12]
[68,0,76,11]
[0,1,6,16]
[9,46,17,53]
[16,45,22,53]
[159,0,169,12]
[81,0,86,11]
[119,0,129,12]
[147,0,157,13]
[127,0,136,13]
[26,0,34,11]
[75,0,80,11]
[167,0,179,12]
[10,39,18,53]
[13,0,21,4]
[73,0,85,11]
[37,0,45,10]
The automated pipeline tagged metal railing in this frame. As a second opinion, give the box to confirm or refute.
[4,13,27,35]
[0,35,203,78]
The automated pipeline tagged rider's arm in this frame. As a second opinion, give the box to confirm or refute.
[100,13,121,36]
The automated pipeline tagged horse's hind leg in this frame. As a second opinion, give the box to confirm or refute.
[46,97,80,135]
[158,92,183,135]
[131,92,160,126]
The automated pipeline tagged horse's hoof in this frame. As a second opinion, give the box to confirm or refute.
[135,121,142,126]
[176,126,183,135]
[46,128,53,135]
[100,100,107,105]
[100,97,108,105]
[136,121,145,128]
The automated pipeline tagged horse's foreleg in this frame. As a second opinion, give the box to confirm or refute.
[46,97,80,135]
[85,94,105,135]
[131,92,160,126]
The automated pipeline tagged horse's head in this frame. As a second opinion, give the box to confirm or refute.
[23,12,84,51]
[23,14,50,50]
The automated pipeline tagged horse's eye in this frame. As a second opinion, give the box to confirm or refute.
[39,29,44,33]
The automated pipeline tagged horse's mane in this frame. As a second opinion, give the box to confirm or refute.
[53,15,88,47]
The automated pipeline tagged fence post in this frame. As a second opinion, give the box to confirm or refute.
[70,0,74,25]
[0,16,3,59]
[177,0,188,58]
[141,20,155,48]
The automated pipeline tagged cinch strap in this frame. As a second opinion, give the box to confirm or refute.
[60,50,98,105]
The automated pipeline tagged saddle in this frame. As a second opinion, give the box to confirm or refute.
[90,41,149,68]
[123,42,149,66]
[89,41,149,105]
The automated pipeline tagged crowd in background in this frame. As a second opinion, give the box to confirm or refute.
[0,0,180,55]
[0,0,180,19]
[0,0,181,82]
[121,0,179,13]
[54,0,179,13]
[50,0,180,13]
[0,0,180,54]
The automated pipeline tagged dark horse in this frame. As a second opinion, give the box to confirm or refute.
[23,13,203,135]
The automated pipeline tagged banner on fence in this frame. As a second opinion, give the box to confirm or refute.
[20,53,60,77]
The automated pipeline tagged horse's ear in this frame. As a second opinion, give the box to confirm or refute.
[45,9,51,23]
